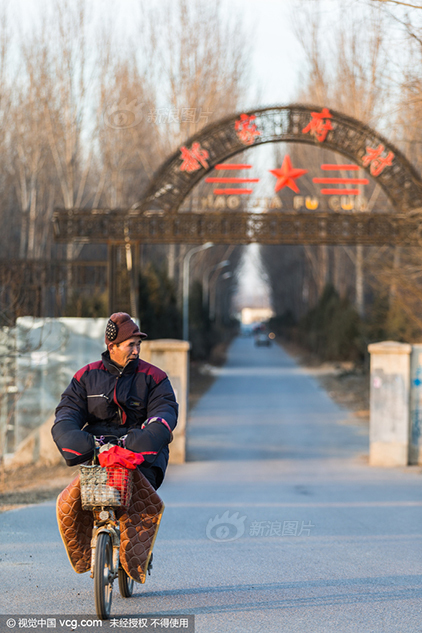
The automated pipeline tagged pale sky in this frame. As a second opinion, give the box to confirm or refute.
[229,0,306,107]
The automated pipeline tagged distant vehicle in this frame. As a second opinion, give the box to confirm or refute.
[254,331,271,347]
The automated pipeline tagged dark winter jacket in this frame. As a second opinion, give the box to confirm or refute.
[52,350,178,479]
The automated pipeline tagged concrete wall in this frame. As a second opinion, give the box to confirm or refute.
[3,413,60,469]
[368,341,412,467]
[141,340,190,464]
[15,317,108,448]
[410,344,422,465]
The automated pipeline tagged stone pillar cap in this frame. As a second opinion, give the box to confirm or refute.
[368,340,412,354]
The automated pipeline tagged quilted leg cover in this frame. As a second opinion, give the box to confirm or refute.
[56,469,164,584]
[118,469,165,584]
[56,475,93,574]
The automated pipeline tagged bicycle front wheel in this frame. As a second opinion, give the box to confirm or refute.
[118,566,134,598]
[94,532,114,620]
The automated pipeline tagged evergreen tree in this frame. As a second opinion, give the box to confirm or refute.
[138,264,181,339]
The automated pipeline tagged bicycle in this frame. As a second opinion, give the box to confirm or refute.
[79,436,139,620]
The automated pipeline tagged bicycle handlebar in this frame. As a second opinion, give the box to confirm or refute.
[93,434,127,449]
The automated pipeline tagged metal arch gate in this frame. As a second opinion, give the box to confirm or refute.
[54,104,422,245]
[52,104,422,310]
[139,104,422,215]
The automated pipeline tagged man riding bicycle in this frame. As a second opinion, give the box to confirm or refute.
[52,312,178,490]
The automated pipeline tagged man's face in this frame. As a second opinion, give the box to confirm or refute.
[109,336,141,368]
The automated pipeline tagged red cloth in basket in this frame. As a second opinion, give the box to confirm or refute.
[106,467,131,505]
[98,446,144,505]
[98,445,144,469]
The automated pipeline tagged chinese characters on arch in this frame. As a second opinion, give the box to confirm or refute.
[176,109,395,209]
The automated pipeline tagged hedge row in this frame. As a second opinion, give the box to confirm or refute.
[268,284,422,363]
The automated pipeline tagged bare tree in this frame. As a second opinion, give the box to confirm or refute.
[133,0,252,296]
[0,0,251,322]
[261,0,396,324]
[138,0,251,155]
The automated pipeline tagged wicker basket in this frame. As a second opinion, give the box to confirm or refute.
[79,465,133,509]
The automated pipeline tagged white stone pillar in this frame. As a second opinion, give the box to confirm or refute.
[141,339,190,464]
[368,341,412,467]
[409,344,422,465]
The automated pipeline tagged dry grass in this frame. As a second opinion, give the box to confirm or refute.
[0,462,78,512]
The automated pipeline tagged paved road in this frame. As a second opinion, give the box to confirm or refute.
[1,337,422,633]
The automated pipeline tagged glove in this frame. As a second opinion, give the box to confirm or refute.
[125,422,171,466]
[53,428,95,466]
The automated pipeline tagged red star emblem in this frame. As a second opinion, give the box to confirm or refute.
[269,155,308,193]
